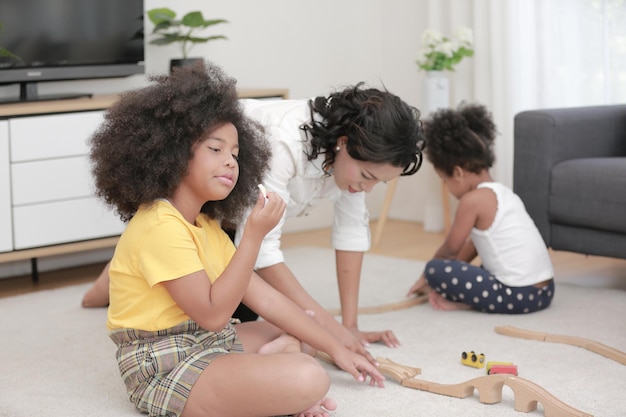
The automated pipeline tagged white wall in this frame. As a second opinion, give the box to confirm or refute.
[0,0,437,277]
[141,0,433,228]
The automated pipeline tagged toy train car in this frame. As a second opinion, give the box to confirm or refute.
[461,351,485,368]
[487,363,518,376]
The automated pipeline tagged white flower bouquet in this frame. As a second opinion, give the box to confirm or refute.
[416,26,474,72]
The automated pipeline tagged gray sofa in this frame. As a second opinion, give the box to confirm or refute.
[513,104,626,260]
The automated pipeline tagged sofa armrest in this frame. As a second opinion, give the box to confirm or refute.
[513,104,626,246]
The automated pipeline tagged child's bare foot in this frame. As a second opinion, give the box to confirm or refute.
[294,396,337,417]
[259,311,319,356]
[429,291,472,311]
[258,333,302,354]
[81,273,110,308]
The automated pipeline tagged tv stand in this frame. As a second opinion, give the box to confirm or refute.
[0,81,93,104]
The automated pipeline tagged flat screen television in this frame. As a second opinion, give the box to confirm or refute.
[0,0,144,103]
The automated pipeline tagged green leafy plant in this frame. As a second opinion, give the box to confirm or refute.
[0,47,20,62]
[416,26,474,72]
[147,8,228,59]
[0,22,22,65]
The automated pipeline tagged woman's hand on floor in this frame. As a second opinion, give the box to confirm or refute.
[351,327,400,349]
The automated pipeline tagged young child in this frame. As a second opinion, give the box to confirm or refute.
[407,103,554,314]
[94,62,384,417]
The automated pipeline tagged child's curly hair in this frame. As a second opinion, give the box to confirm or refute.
[90,61,270,226]
[302,82,425,176]
[423,102,497,176]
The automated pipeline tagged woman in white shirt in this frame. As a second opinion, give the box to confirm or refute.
[83,83,425,358]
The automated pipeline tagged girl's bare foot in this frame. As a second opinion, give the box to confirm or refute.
[258,333,302,354]
[294,396,337,417]
[258,310,319,356]
[81,273,110,308]
[429,291,472,311]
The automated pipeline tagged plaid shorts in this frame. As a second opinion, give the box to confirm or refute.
[109,319,243,417]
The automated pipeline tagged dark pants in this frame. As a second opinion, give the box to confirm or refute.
[233,302,259,322]
[223,227,260,322]
[424,259,554,314]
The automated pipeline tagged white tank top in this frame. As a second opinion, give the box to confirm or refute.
[470,182,554,286]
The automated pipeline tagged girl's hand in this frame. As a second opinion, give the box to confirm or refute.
[332,324,380,366]
[245,190,286,237]
[331,349,386,388]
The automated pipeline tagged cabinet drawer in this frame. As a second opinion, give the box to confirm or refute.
[0,121,12,252]
[12,197,125,249]
[9,111,104,162]
[11,156,93,205]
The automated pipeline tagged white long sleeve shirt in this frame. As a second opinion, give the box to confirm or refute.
[235,98,370,269]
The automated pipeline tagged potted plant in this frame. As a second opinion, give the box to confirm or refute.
[0,22,22,65]
[146,7,228,72]
[415,26,474,117]
[416,26,474,73]
[0,46,21,65]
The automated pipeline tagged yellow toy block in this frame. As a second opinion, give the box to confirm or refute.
[461,351,485,368]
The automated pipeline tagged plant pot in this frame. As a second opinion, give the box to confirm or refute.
[423,71,449,116]
[169,58,204,74]
[422,70,450,233]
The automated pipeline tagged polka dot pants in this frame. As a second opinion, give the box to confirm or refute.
[424,259,554,314]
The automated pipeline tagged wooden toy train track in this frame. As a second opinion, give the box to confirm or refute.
[325,293,428,316]
[398,373,592,417]
[315,325,620,416]
[316,352,593,417]
[495,325,626,365]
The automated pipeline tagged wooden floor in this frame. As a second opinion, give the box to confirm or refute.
[1,219,625,299]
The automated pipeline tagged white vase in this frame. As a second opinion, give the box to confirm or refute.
[422,70,450,232]
[422,70,449,116]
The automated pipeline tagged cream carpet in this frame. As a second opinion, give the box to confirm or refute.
[1,247,624,417]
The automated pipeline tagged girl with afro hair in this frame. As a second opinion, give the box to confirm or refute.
[407,103,554,314]
[98,62,384,417]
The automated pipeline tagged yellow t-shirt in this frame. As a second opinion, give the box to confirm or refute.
[107,200,236,331]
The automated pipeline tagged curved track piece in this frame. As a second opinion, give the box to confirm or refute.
[495,325,626,365]
[376,357,421,383]
[326,294,428,316]
[504,376,593,417]
[402,374,507,404]
[401,374,593,417]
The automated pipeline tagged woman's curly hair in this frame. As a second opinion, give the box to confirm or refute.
[302,82,425,176]
[423,102,497,176]
[90,61,270,225]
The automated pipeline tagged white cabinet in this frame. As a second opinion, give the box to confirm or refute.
[2,106,126,252]
[12,197,124,249]
[0,121,12,252]
[9,112,100,161]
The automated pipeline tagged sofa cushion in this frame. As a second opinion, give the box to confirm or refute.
[549,157,626,233]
